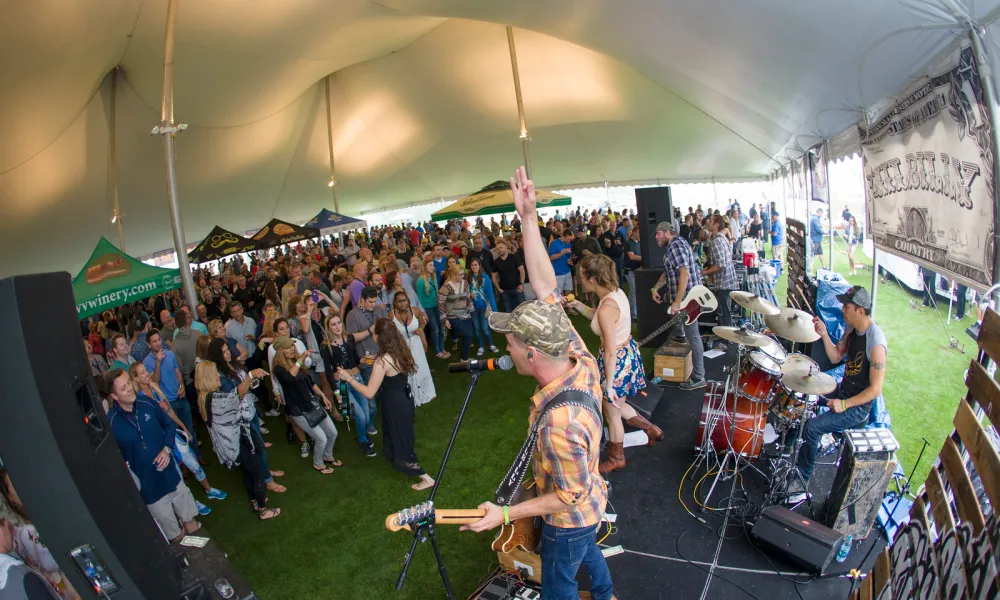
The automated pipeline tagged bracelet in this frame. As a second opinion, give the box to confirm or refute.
[295,360,303,368]
[503,505,510,526]
[841,399,846,411]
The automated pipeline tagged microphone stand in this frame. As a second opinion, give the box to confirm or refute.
[395,369,484,599]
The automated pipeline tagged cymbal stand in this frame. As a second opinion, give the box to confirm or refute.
[761,408,816,517]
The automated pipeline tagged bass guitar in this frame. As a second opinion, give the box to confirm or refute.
[637,284,718,346]
[385,501,540,553]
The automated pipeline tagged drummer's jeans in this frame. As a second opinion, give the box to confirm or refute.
[669,318,705,381]
[796,399,871,481]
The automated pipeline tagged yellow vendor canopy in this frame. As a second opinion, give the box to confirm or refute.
[432,181,570,221]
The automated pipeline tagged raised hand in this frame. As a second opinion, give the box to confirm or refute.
[510,167,536,220]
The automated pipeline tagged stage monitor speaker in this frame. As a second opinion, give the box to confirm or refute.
[751,505,844,575]
[634,186,673,269]
[0,273,181,600]
[634,267,670,348]
[823,429,898,539]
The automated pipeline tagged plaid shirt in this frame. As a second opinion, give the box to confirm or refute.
[662,237,702,303]
[528,293,607,528]
[708,233,738,291]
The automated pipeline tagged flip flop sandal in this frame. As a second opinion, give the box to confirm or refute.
[266,482,287,493]
[270,470,285,477]
[313,466,334,475]
[323,458,343,467]
[258,507,281,520]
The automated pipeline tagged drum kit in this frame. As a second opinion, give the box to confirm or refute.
[694,292,837,508]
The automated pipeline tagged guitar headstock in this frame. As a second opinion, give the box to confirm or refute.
[385,501,435,531]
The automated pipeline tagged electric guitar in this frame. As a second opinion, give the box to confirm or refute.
[638,284,718,346]
[385,501,540,553]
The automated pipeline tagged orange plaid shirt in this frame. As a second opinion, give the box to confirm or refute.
[529,293,607,528]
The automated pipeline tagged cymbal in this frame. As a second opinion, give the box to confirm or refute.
[781,367,837,395]
[764,308,820,343]
[781,353,818,376]
[712,326,772,348]
[730,291,780,316]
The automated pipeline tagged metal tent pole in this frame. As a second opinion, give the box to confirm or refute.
[870,246,880,318]
[970,25,1000,293]
[155,0,199,312]
[825,142,833,270]
[109,68,126,252]
[324,75,340,213]
[506,26,532,179]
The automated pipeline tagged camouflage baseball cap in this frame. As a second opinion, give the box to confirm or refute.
[488,301,571,357]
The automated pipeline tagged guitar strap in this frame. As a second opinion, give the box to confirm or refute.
[494,389,601,506]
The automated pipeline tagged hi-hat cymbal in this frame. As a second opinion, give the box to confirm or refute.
[781,353,818,376]
[764,308,820,343]
[712,326,772,348]
[730,291,781,316]
[781,368,837,395]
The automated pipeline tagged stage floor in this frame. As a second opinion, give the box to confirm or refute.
[594,345,886,600]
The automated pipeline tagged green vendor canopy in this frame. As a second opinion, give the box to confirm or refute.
[72,237,183,319]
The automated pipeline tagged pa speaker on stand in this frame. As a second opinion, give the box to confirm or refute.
[634,187,673,269]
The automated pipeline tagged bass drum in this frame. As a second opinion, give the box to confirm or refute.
[696,382,768,458]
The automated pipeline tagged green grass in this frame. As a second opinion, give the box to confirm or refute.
[772,237,971,489]
[196,246,968,598]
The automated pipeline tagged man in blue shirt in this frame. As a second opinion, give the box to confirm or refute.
[809,208,825,260]
[771,210,785,260]
[547,229,574,294]
[105,369,200,542]
[142,329,200,460]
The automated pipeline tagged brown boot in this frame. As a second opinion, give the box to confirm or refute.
[599,442,626,474]
[627,414,664,447]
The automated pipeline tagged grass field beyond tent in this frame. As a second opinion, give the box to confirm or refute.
[196,238,970,599]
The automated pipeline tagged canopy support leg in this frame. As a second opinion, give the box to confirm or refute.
[324,75,340,214]
[110,68,125,252]
[506,26,532,180]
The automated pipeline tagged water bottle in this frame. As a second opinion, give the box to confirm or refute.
[835,535,853,562]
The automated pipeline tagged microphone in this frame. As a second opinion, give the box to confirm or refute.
[448,355,514,373]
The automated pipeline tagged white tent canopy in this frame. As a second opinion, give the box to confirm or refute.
[2,0,999,275]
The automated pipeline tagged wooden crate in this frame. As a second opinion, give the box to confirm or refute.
[653,343,692,382]
[497,548,542,584]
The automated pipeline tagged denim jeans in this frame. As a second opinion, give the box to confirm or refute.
[796,400,870,481]
[343,373,371,445]
[471,307,493,348]
[448,317,474,360]
[170,399,200,458]
[248,416,273,484]
[290,414,338,469]
[500,290,525,312]
[625,271,637,319]
[424,305,445,354]
[669,318,705,381]
[172,432,205,482]
[540,523,615,600]
[359,363,376,423]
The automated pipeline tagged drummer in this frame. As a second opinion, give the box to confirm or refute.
[786,286,887,503]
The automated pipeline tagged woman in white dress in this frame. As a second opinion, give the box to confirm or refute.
[390,290,436,406]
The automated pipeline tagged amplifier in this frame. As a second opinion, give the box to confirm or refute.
[751,505,844,575]
[823,428,898,539]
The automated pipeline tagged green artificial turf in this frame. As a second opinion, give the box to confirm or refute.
[196,243,968,598]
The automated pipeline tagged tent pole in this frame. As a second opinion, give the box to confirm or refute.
[109,68,125,252]
[825,142,833,271]
[506,26,532,180]
[156,0,199,312]
[324,76,340,213]
[970,25,1000,293]
[870,246,879,318]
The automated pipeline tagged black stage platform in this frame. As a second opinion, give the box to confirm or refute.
[595,346,886,600]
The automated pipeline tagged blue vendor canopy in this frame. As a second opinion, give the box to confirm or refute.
[305,209,368,236]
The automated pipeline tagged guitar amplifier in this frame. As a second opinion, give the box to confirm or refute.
[823,428,898,539]
[751,505,844,575]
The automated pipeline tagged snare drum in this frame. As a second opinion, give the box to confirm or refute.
[772,388,810,423]
[736,352,783,404]
[697,382,768,457]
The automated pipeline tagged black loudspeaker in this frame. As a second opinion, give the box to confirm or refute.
[751,506,845,575]
[634,187,673,269]
[0,273,180,600]
[634,267,671,348]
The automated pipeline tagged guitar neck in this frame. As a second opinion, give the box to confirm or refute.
[637,311,685,347]
[385,508,488,532]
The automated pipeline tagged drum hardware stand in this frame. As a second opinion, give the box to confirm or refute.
[395,370,484,600]
[762,407,817,517]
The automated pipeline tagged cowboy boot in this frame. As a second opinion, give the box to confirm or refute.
[626,414,664,447]
[598,442,626,474]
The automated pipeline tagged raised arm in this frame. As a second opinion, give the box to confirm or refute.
[512,167,556,299]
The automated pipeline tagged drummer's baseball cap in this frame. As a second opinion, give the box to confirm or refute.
[837,286,872,311]
[488,300,571,357]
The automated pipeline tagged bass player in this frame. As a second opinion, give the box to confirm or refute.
[461,166,617,600]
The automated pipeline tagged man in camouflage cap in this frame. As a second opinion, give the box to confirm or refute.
[463,167,617,600]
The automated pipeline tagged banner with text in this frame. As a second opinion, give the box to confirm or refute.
[860,45,995,290]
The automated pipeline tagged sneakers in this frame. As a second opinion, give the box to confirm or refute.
[300,441,311,458]
[206,488,228,500]
[264,409,281,417]
[679,378,707,391]
[490,345,499,353]
[362,442,377,457]
[367,426,378,436]
[477,347,485,357]
[196,501,212,516]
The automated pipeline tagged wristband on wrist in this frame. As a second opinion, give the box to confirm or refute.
[503,505,510,525]
[841,399,846,411]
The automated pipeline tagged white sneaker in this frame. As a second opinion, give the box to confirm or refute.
[477,347,485,356]
[259,426,270,435]
[300,442,310,458]
[490,345,499,353]
[264,409,280,417]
